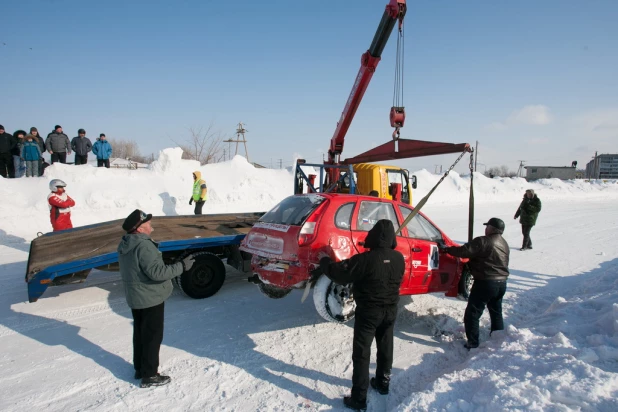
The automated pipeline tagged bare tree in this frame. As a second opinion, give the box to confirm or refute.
[171,122,224,164]
[108,138,141,160]
[484,165,517,178]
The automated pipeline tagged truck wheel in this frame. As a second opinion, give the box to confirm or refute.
[457,264,473,301]
[313,275,356,323]
[174,252,226,299]
[258,283,292,299]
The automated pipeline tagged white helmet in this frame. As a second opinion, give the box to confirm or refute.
[49,179,67,191]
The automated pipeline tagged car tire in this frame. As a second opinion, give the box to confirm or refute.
[258,283,292,299]
[173,252,226,299]
[457,264,473,301]
[313,274,356,323]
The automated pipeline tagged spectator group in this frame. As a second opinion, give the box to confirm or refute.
[0,124,114,178]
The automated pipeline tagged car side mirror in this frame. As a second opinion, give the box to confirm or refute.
[411,175,417,189]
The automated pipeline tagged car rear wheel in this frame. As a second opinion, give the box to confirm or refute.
[313,275,356,323]
[173,252,226,299]
[258,283,292,299]
[457,264,473,301]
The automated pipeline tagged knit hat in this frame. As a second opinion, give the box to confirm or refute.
[54,125,62,130]
[78,129,86,134]
[30,127,38,132]
[99,133,106,137]
[26,134,35,139]
[122,209,152,233]
[0,125,4,130]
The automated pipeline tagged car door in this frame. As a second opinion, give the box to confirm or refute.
[397,206,435,293]
[350,200,412,293]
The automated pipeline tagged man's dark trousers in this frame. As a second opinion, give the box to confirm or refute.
[464,280,507,347]
[521,225,533,249]
[0,152,14,178]
[194,200,205,215]
[51,152,67,164]
[75,154,88,165]
[351,304,397,402]
[97,159,110,168]
[132,302,164,378]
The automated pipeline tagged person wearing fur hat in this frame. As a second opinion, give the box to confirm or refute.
[514,189,542,251]
[117,210,195,388]
[0,124,16,178]
[46,125,71,164]
[71,129,92,165]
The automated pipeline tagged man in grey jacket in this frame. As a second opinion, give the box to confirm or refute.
[441,217,510,350]
[45,125,71,164]
[118,209,195,388]
[71,129,92,165]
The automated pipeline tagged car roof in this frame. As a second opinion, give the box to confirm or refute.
[297,192,404,204]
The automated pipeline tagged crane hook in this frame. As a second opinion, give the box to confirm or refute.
[392,127,401,141]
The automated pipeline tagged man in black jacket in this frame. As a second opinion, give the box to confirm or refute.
[320,219,405,411]
[46,125,71,164]
[441,217,510,349]
[0,125,17,178]
[71,129,92,165]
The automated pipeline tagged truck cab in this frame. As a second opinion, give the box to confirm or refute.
[346,163,416,205]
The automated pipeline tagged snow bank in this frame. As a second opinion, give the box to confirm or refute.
[393,260,618,411]
[0,148,292,241]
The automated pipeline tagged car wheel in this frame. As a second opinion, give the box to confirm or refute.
[258,283,292,299]
[174,252,226,299]
[313,274,356,323]
[457,264,473,301]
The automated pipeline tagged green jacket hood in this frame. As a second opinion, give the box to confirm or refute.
[118,233,152,255]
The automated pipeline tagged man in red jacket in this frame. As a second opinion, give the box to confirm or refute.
[48,179,75,231]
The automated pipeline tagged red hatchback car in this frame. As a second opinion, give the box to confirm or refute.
[240,193,470,323]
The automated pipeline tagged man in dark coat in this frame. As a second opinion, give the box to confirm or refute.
[0,124,16,178]
[320,219,405,411]
[46,125,71,164]
[118,210,195,388]
[514,189,542,250]
[441,217,510,349]
[71,129,92,165]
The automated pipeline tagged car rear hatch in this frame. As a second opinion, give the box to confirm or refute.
[240,194,328,263]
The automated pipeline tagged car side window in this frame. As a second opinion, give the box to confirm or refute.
[398,206,442,241]
[356,201,399,231]
[335,202,355,229]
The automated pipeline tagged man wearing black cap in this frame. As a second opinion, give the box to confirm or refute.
[117,209,195,388]
[440,217,510,349]
[0,125,17,178]
[71,129,92,165]
[45,125,71,164]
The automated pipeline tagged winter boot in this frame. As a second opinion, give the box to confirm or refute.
[343,396,367,411]
[463,341,479,350]
[370,377,390,395]
[140,373,171,388]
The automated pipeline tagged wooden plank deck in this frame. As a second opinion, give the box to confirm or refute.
[26,213,263,278]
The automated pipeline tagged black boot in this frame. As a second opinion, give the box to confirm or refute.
[343,396,367,411]
[370,377,390,395]
[140,373,171,388]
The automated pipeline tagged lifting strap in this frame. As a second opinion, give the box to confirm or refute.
[468,151,475,242]
[395,148,473,236]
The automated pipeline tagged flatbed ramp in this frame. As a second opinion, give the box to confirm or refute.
[26,213,263,302]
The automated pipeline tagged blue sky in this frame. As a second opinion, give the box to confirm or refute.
[2,0,617,173]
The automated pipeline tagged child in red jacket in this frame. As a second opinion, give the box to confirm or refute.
[48,179,75,231]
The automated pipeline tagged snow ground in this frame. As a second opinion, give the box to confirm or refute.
[1,149,618,411]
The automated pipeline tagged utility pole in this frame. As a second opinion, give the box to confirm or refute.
[223,122,250,161]
[517,160,526,178]
[279,159,283,169]
[474,141,478,172]
[222,149,226,162]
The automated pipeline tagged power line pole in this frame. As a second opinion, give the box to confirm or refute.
[222,122,250,162]
[279,159,283,169]
[517,160,526,178]
[474,141,478,172]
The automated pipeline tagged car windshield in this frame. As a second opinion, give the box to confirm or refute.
[259,195,325,226]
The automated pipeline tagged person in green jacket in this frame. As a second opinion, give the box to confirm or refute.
[118,209,195,388]
[514,189,542,251]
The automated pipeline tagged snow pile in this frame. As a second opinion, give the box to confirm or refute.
[412,169,618,205]
[0,148,292,241]
[393,260,618,411]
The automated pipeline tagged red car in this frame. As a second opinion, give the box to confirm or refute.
[239,193,470,323]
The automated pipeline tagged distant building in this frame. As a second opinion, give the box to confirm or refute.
[585,154,618,179]
[524,166,577,181]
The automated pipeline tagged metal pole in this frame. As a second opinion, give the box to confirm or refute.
[474,141,478,172]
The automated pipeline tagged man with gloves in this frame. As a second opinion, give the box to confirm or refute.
[189,171,207,215]
[118,209,195,388]
[514,189,542,250]
[440,217,510,350]
[319,219,405,411]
